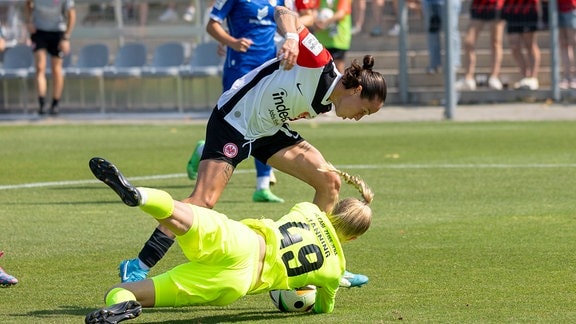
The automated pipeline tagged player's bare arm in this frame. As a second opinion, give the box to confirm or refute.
[206,19,253,53]
[274,6,302,70]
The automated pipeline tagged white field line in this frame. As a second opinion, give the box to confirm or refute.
[2,163,576,191]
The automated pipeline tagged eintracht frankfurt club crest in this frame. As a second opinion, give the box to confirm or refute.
[223,143,238,158]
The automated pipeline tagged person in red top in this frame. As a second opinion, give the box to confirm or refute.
[557,0,576,88]
[456,0,506,91]
[502,0,542,90]
[287,0,320,27]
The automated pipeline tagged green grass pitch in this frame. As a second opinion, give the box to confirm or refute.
[1,120,575,323]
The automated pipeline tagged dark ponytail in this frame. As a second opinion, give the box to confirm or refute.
[341,55,387,104]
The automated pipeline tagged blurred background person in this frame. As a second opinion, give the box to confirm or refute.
[386,0,422,37]
[351,0,385,36]
[502,0,541,90]
[456,0,505,91]
[421,0,461,75]
[314,0,352,72]
[0,3,26,55]
[557,0,576,89]
[25,0,76,115]
[157,1,197,22]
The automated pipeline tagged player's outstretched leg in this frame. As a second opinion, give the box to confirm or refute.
[89,157,141,207]
[85,300,142,324]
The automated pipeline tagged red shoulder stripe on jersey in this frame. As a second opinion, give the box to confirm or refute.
[295,0,319,11]
[296,28,332,68]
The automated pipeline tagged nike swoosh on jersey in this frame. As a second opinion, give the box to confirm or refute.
[296,83,304,95]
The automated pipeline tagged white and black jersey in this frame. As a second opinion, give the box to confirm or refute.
[202,28,340,167]
[217,28,341,140]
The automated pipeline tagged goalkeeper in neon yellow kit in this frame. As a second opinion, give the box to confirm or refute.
[85,157,374,323]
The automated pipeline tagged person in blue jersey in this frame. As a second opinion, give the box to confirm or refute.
[85,158,373,323]
[187,0,286,204]
[115,5,385,290]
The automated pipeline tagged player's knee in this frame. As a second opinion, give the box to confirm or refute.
[317,170,341,196]
[182,195,216,209]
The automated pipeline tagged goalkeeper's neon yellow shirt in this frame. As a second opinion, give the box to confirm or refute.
[241,202,345,313]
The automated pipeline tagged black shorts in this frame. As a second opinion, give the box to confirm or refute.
[201,107,304,167]
[503,11,539,34]
[30,29,64,57]
[470,7,502,21]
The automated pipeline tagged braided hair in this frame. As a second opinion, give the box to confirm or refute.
[318,163,374,241]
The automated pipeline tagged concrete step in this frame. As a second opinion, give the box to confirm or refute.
[385,87,576,106]
[350,29,555,52]
[348,49,554,70]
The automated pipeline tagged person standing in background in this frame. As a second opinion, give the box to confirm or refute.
[557,0,576,89]
[0,3,26,53]
[502,0,541,90]
[351,0,385,36]
[421,0,461,75]
[286,0,320,27]
[25,0,76,115]
[456,0,505,91]
[314,0,352,73]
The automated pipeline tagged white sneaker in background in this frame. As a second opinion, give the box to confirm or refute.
[488,77,503,90]
[158,8,178,22]
[183,6,196,22]
[387,23,400,36]
[559,78,576,89]
[455,78,476,91]
[524,77,539,90]
[514,77,539,90]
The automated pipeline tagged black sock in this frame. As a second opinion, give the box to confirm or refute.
[38,97,45,113]
[51,98,60,110]
[137,228,174,268]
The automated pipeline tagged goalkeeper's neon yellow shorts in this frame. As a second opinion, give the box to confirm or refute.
[151,205,261,307]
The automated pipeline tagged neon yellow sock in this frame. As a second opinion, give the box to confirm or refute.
[137,187,174,220]
[105,287,137,306]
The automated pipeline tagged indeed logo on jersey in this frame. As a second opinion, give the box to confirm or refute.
[269,88,291,124]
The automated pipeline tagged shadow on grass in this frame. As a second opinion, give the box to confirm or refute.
[141,308,313,323]
[18,306,311,323]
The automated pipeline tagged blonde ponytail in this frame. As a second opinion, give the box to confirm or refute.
[318,162,374,204]
[318,163,373,241]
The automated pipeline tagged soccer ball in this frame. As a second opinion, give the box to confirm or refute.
[317,8,334,22]
[269,285,316,312]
